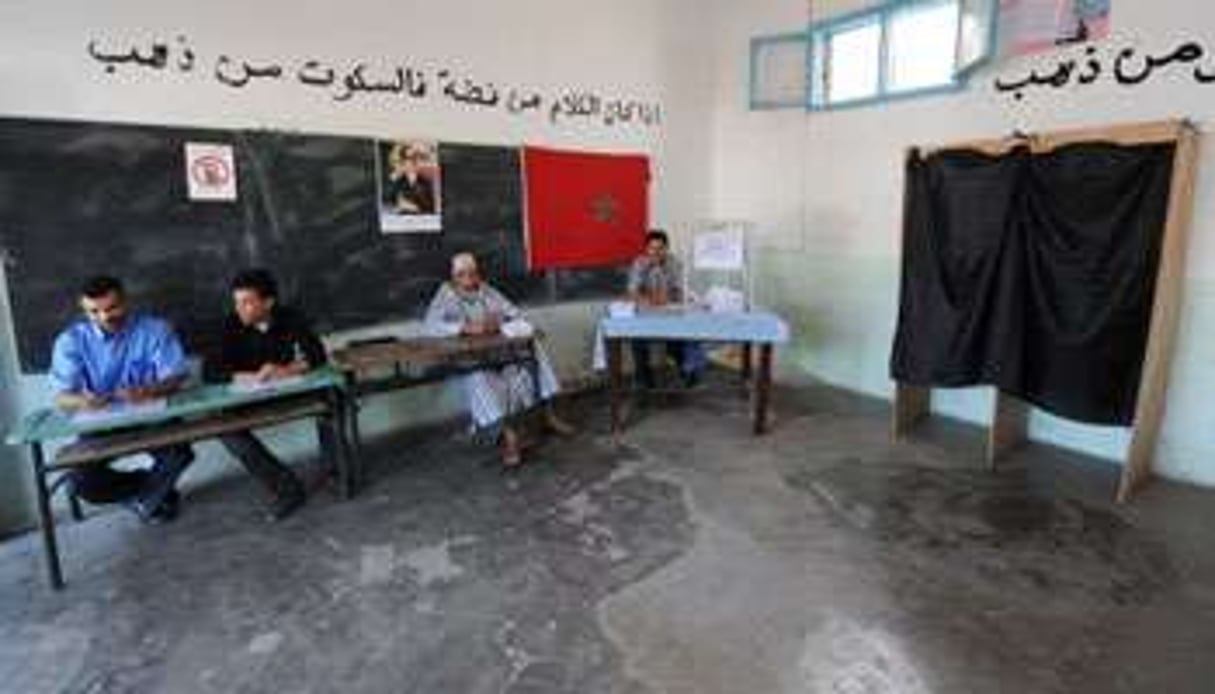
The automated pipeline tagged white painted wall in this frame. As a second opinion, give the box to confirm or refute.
[712,0,1215,487]
[0,0,717,534]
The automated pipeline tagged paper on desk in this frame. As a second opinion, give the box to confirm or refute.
[500,319,535,339]
[71,398,168,424]
[607,301,636,318]
[228,375,307,395]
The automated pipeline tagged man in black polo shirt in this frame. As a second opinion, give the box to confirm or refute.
[218,269,326,520]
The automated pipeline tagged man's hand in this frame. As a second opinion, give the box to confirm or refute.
[114,375,187,402]
[114,386,159,403]
[463,316,503,337]
[56,391,110,412]
[260,362,310,380]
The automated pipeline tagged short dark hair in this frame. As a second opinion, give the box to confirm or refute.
[230,268,279,299]
[646,229,669,246]
[80,275,124,299]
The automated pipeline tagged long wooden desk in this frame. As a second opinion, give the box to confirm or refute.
[4,367,352,590]
[599,309,791,435]
[330,334,542,486]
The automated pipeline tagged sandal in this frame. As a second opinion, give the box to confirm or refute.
[501,428,523,467]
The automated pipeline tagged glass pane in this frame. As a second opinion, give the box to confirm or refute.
[826,20,882,104]
[888,1,961,93]
[957,0,996,73]
[752,37,809,108]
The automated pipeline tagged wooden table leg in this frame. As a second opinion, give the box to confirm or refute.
[329,389,358,499]
[741,343,753,384]
[753,344,774,436]
[608,338,625,436]
[30,443,64,590]
[340,373,366,490]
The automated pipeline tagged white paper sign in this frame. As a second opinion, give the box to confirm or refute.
[693,229,746,270]
[185,143,237,201]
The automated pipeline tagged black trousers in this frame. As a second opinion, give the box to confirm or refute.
[68,444,194,510]
[219,431,303,498]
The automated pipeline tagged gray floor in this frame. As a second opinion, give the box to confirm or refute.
[2,376,1215,693]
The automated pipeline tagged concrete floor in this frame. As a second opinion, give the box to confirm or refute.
[2,376,1215,693]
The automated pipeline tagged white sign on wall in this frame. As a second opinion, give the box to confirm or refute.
[693,226,746,270]
[184,142,237,201]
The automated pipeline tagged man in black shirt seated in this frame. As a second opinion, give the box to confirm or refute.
[218,269,326,520]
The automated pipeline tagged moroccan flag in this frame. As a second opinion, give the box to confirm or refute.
[523,146,650,270]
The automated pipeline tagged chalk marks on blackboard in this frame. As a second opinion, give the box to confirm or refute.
[994,39,1215,101]
[86,36,662,129]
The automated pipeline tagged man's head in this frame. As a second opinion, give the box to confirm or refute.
[450,253,481,292]
[644,229,670,262]
[79,276,128,334]
[230,269,279,327]
[390,143,422,178]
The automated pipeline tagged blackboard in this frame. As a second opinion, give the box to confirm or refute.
[0,117,625,373]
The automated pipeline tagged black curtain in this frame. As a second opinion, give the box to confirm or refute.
[891,141,1175,425]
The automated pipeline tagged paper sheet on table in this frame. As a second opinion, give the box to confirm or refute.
[228,375,307,395]
[71,398,168,424]
[500,320,535,339]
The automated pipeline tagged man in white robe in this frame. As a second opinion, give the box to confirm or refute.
[424,253,572,465]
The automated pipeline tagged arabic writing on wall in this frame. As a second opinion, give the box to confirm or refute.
[88,36,662,129]
[994,39,1215,100]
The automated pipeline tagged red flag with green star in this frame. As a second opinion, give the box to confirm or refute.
[523,146,650,270]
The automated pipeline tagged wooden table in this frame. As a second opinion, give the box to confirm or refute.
[599,309,790,435]
[331,334,542,485]
[4,367,352,590]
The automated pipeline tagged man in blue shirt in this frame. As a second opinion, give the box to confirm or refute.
[50,276,194,523]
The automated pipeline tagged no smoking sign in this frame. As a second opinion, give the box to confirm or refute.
[184,142,237,201]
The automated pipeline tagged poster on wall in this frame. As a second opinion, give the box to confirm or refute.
[998,0,1112,58]
[184,142,237,201]
[376,139,442,233]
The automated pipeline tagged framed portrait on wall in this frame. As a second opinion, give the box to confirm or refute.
[376,139,442,233]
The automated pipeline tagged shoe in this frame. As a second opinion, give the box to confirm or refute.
[125,490,180,525]
[266,486,306,522]
[501,428,523,468]
[152,491,181,523]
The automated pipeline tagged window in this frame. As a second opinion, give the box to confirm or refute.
[749,33,811,110]
[747,0,995,111]
[824,19,883,104]
[800,0,994,111]
[887,1,962,93]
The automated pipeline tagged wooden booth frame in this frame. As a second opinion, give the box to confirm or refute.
[891,119,1201,503]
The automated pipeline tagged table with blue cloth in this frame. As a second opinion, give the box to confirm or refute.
[598,308,791,435]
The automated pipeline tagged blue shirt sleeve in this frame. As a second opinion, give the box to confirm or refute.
[49,330,85,394]
[148,320,189,382]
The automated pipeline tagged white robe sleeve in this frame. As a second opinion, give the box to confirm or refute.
[423,284,464,337]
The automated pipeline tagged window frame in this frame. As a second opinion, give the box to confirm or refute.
[805,0,996,112]
[748,32,814,111]
[813,11,887,108]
